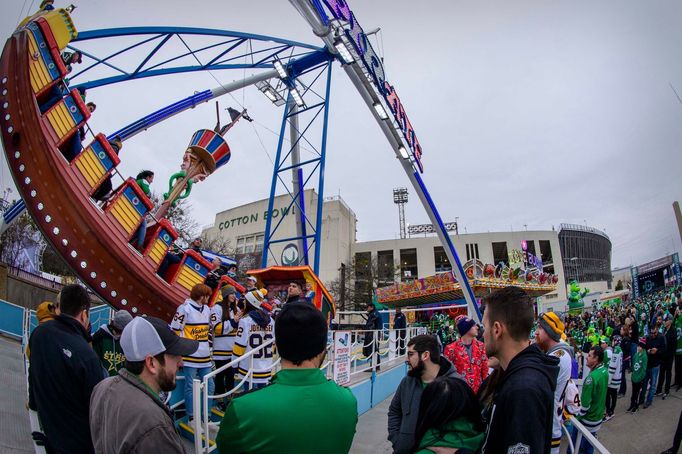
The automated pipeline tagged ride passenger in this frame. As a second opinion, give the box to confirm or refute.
[131,170,154,251]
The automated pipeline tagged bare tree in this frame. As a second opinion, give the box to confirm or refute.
[150,192,199,247]
[328,254,400,311]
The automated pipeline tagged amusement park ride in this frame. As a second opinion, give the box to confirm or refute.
[0,1,558,322]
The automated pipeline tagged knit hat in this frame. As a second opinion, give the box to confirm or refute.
[121,316,198,362]
[36,301,57,323]
[221,285,236,299]
[638,338,647,348]
[456,316,476,337]
[275,301,328,362]
[111,310,133,331]
[246,276,258,284]
[538,312,564,342]
[245,289,268,309]
[600,336,609,345]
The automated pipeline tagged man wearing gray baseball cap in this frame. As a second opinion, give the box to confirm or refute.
[90,316,199,453]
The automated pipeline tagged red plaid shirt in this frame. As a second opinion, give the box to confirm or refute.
[444,338,489,393]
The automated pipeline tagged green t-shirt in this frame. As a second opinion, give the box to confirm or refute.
[676,316,682,354]
[631,349,647,383]
[578,364,608,425]
[216,368,357,454]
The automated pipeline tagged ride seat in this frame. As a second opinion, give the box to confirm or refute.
[165,249,212,291]
[142,219,178,269]
[103,177,153,241]
[72,133,121,196]
[25,20,68,98]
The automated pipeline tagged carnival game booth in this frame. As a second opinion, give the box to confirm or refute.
[376,260,559,311]
[246,265,336,323]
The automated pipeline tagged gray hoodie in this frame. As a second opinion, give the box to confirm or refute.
[387,356,462,454]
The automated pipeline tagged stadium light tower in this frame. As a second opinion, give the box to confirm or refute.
[393,187,409,239]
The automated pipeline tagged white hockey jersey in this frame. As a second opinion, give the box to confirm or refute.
[170,299,213,368]
[607,348,623,389]
[547,343,574,453]
[232,310,275,384]
[210,305,238,361]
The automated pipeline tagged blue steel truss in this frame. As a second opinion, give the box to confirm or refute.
[67,26,325,89]
[262,62,333,273]
[61,26,335,275]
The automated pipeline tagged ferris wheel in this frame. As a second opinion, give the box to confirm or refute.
[0,1,480,321]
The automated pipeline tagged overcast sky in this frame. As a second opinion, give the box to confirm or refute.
[1,0,681,270]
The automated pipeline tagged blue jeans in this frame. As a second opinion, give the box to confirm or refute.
[571,425,596,454]
[134,218,147,249]
[183,366,214,419]
[643,366,660,405]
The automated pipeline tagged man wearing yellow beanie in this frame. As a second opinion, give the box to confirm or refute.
[535,312,573,454]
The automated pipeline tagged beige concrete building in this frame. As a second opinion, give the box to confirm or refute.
[352,230,568,311]
[202,190,357,284]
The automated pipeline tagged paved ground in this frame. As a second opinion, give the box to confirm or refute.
[0,335,34,453]
[350,370,682,454]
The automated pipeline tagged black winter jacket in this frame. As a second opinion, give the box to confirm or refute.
[28,315,108,454]
[646,334,666,368]
[387,356,463,454]
[663,326,677,360]
[481,344,559,454]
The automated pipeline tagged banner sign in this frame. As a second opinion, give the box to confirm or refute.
[333,331,352,385]
[314,0,425,173]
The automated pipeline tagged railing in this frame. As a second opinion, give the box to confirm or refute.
[563,416,611,453]
[192,326,422,453]
[7,265,64,290]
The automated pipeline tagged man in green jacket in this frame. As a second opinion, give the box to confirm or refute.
[573,346,608,453]
[216,303,357,454]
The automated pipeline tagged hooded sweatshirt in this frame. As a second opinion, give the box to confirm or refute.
[414,417,484,454]
[480,344,559,454]
[92,324,125,376]
[233,309,275,384]
[388,356,463,454]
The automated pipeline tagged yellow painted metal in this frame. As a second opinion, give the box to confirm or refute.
[74,148,105,188]
[149,239,168,265]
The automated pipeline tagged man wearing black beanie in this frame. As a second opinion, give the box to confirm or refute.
[216,303,358,453]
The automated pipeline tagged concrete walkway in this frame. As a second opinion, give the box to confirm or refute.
[349,372,682,454]
[0,335,34,453]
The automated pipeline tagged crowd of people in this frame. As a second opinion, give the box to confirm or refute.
[25,278,682,454]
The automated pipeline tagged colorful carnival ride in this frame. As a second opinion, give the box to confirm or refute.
[376,260,559,308]
[1,1,481,321]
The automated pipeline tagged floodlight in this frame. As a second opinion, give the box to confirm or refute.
[398,146,409,159]
[290,87,305,107]
[273,59,288,79]
[373,102,388,120]
[255,80,285,106]
[334,40,355,64]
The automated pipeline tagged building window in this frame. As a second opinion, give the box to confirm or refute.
[492,242,508,267]
[524,240,536,257]
[539,240,554,274]
[377,250,395,285]
[400,248,418,281]
[236,233,264,255]
[465,243,480,261]
[354,252,372,281]
[236,237,245,254]
[434,247,451,272]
